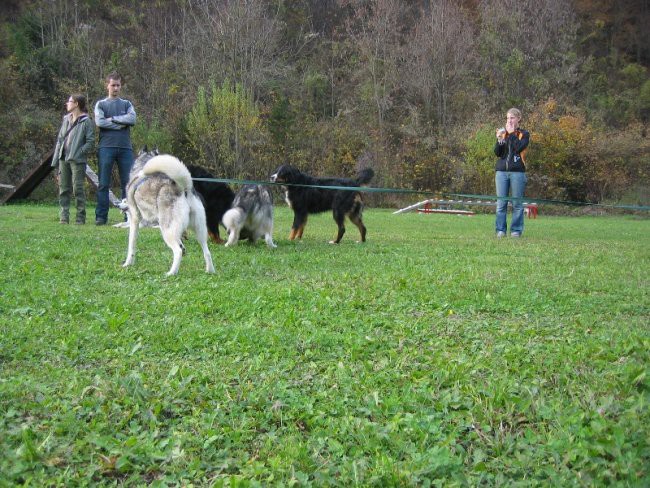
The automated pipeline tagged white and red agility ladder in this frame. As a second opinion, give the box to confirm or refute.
[394,199,538,218]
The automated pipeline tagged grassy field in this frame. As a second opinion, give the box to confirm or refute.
[0,203,648,486]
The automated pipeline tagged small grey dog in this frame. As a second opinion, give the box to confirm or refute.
[222,184,276,248]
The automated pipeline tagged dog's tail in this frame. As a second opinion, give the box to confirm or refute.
[222,207,242,231]
[356,168,375,186]
[141,155,193,192]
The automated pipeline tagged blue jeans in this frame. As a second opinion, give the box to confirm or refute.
[495,171,527,235]
[95,147,133,222]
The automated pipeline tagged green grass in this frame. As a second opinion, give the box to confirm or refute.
[1,203,648,486]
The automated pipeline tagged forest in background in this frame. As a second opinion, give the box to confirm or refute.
[0,0,648,207]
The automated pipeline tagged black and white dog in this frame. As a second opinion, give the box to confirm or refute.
[222,184,276,248]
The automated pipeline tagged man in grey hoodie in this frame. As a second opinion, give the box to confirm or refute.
[94,71,136,225]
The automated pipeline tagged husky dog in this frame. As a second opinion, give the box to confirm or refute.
[114,148,159,228]
[222,185,276,248]
[132,147,159,174]
[122,153,215,275]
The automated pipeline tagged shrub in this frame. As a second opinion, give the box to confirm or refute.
[184,80,262,178]
[130,117,174,154]
[526,99,639,203]
[462,126,498,195]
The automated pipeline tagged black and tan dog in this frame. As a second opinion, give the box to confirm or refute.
[187,166,235,244]
[270,165,374,243]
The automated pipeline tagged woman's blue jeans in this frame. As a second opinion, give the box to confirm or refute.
[495,171,527,235]
[95,147,133,222]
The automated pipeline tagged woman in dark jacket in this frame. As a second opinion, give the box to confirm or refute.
[52,94,95,224]
[494,107,529,237]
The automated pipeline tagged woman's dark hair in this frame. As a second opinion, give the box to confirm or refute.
[70,93,88,113]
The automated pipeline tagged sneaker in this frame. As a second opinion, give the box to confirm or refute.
[75,219,85,225]
[496,231,506,238]
[510,232,521,238]
[95,219,107,226]
[59,219,69,224]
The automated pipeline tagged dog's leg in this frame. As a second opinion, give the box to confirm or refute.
[160,224,184,276]
[264,234,277,248]
[225,226,240,247]
[206,214,226,244]
[206,214,225,244]
[290,213,302,240]
[195,226,215,274]
[263,226,277,249]
[330,226,345,244]
[222,207,241,247]
[209,231,225,244]
[191,200,215,273]
[257,216,277,248]
[290,214,307,240]
[123,212,140,267]
[296,223,306,239]
[348,212,367,243]
[330,211,346,244]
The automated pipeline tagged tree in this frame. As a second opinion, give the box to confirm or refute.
[405,0,476,134]
[267,92,295,156]
[185,0,284,98]
[185,80,262,178]
[340,0,408,182]
[342,0,404,133]
[478,0,578,110]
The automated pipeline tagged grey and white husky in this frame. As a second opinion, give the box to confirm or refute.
[122,153,215,275]
[222,184,276,248]
[114,148,159,228]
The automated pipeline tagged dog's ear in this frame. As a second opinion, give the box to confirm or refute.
[153,147,159,155]
[142,145,148,153]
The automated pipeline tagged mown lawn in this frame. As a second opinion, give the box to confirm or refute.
[0,203,648,486]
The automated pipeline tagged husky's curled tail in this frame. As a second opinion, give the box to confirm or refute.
[140,155,194,193]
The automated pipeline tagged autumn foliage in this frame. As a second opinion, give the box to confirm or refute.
[0,0,648,208]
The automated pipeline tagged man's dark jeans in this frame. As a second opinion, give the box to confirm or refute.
[95,147,133,223]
